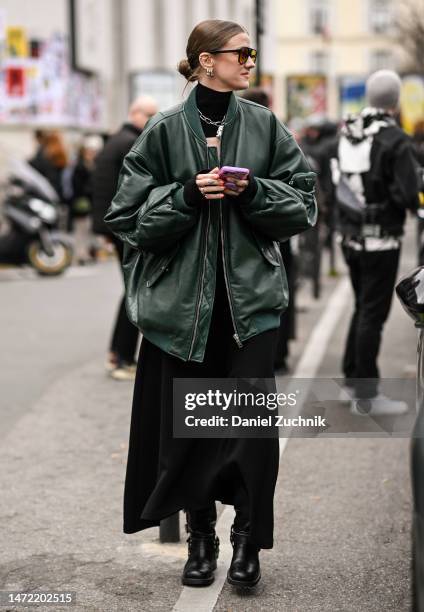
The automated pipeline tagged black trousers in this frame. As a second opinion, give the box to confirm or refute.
[342,245,400,397]
[110,236,139,363]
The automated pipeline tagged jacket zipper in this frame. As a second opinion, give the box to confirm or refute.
[219,203,242,347]
[187,132,243,360]
[187,199,211,360]
[218,130,243,348]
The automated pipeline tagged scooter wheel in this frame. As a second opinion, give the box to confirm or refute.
[28,240,72,276]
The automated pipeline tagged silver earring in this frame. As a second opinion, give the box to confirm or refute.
[206,67,214,78]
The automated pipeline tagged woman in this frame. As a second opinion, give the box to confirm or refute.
[71,136,103,264]
[105,19,317,589]
[29,131,69,203]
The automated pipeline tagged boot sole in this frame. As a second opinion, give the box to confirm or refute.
[226,572,261,588]
[181,576,215,587]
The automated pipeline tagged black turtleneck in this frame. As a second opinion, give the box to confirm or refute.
[196,82,232,138]
[183,81,257,208]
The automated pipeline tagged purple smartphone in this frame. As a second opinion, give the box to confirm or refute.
[219,166,249,190]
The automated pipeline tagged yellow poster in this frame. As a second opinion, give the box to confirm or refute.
[6,27,28,58]
[400,76,424,135]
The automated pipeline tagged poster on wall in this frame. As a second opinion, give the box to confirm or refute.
[0,31,105,128]
[29,40,42,59]
[339,77,366,117]
[286,75,327,120]
[400,75,424,136]
[65,71,104,128]
[6,27,28,58]
[6,66,25,96]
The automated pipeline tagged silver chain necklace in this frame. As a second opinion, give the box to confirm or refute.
[198,110,227,139]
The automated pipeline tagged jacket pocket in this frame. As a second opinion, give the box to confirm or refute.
[289,171,317,192]
[146,242,181,287]
[251,229,281,267]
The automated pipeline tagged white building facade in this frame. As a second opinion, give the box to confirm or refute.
[0,0,278,155]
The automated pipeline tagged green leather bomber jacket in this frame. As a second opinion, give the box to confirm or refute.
[104,86,317,362]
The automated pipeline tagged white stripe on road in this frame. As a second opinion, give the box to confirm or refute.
[173,508,235,612]
[290,277,351,380]
[172,276,352,612]
[278,276,351,458]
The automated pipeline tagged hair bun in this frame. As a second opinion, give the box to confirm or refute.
[177,58,196,82]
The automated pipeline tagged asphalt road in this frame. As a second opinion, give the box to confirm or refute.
[0,220,419,611]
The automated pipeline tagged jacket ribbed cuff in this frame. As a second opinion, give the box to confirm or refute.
[229,175,258,206]
[183,178,205,207]
[173,186,201,214]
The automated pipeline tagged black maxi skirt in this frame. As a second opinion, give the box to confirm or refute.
[123,245,281,549]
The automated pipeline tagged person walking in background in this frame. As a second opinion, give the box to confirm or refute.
[241,87,296,373]
[91,95,158,381]
[330,70,420,415]
[71,135,103,265]
[104,19,316,590]
[29,130,47,169]
[28,131,70,204]
[241,86,270,109]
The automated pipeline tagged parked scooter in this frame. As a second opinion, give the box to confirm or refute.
[0,155,73,275]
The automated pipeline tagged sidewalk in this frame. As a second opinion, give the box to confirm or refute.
[0,222,418,611]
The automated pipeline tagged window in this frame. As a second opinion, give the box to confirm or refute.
[310,50,329,73]
[369,49,394,71]
[310,0,329,35]
[369,0,393,34]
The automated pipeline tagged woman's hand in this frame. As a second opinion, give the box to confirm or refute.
[222,174,249,197]
[195,167,225,200]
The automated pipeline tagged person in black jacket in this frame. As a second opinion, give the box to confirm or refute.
[92,96,158,380]
[241,87,296,372]
[330,70,419,415]
[71,136,103,264]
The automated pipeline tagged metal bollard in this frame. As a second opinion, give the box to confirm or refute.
[159,512,180,542]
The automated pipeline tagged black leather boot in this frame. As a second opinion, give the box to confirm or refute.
[181,506,220,587]
[227,525,261,588]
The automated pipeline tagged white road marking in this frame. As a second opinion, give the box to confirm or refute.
[171,276,352,612]
[278,276,351,456]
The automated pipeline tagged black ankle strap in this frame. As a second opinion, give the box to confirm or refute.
[187,531,216,539]
[231,525,249,536]
[187,533,219,554]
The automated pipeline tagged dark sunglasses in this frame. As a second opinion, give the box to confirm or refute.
[209,46,257,65]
